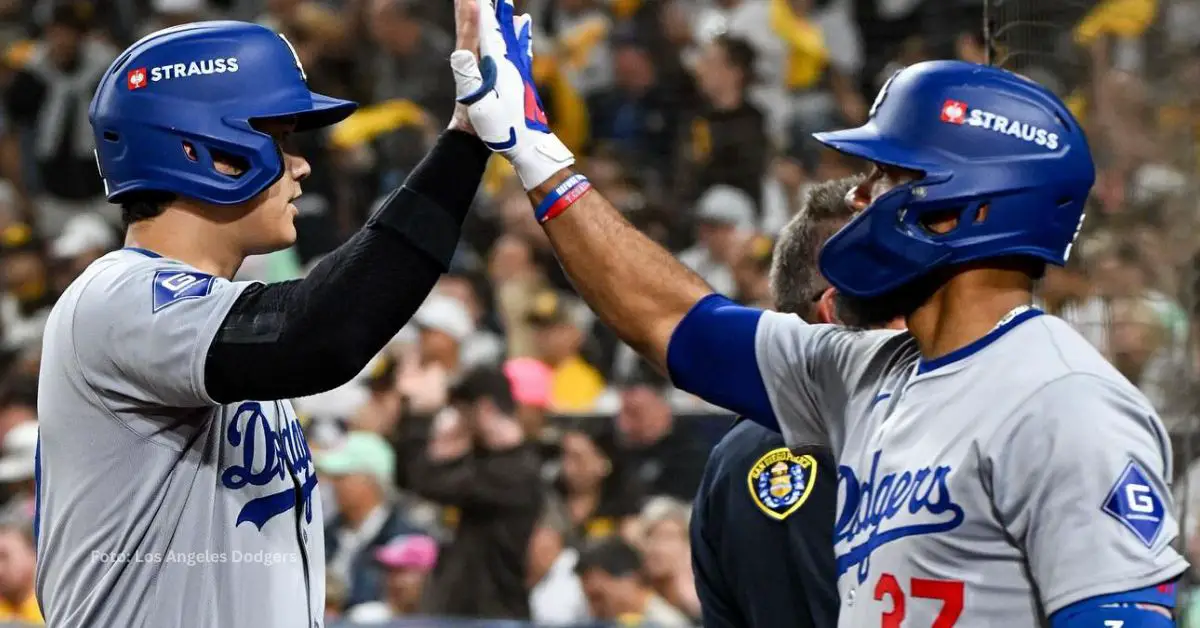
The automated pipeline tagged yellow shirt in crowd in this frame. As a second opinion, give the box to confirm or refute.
[550,355,605,413]
[0,593,43,625]
[769,0,829,90]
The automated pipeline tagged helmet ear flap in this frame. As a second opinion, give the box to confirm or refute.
[101,119,284,206]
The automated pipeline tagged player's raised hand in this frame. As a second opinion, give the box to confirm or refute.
[449,0,574,189]
[448,0,479,134]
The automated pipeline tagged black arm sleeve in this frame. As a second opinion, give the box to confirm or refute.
[204,130,492,404]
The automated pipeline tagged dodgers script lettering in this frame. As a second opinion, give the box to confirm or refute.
[220,402,317,530]
[834,450,965,584]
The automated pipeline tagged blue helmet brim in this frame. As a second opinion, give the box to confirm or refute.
[248,91,358,132]
[813,123,948,175]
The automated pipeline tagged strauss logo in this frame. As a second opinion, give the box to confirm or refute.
[940,99,968,124]
[127,67,147,90]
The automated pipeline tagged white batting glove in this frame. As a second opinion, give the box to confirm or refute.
[450,0,575,190]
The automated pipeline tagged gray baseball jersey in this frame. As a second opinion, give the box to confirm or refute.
[36,248,323,628]
[684,304,1187,626]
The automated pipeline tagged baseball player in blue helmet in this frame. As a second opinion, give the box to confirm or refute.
[37,6,491,626]
[453,1,1186,625]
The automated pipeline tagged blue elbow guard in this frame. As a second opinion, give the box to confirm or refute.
[1051,582,1177,628]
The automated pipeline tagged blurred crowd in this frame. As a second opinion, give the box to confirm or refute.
[0,0,1197,625]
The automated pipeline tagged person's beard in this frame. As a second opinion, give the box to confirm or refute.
[833,271,946,330]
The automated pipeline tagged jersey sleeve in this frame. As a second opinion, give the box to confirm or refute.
[754,311,856,446]
[668,294,902,447]
[72,258,253,408]
[988,374,1189,613]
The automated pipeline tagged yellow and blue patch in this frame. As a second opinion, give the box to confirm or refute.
[748,448,817,520]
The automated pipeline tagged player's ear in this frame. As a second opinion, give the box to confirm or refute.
[816,287,838,325]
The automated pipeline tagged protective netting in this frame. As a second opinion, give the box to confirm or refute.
[987,0,1200,600]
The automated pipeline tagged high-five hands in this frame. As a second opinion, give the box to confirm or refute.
[450,0,575,190]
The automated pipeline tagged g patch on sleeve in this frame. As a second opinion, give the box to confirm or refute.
[1102,459,1166,547]
[747,448,817,520]
[152,270,215,313]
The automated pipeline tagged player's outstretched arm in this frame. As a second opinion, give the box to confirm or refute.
[453,0,833,429]
[200,2,490,404]
[201,130,487,404]
[533,171,712,368]
[450,0,716,371]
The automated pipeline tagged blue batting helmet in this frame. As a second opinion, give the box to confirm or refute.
[813,60,1095,299]
[89,21,357,206]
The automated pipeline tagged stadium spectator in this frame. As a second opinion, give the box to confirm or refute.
[586,26,678,182]
[490,239,546,359]
[678,185,755,297]
[0,1,116,236]
[760,117,860,234]
[548,425,644,547]
[638,497,701,620]
[1055,240,1188,420]
[576,145,658,230]
[540,0,614,95]
[343,353,403,438]
[504,357,555,439]
[615,367,709,501]
[0,224,54,353]
[436,272,505,369]
[325,571,349,625]
[575,536,692,628]
[47,212,116,293]
[526,289,606,413]
[0,522,38,623]
[400,294,474,415]
[0,372,35,442]
[408,367,543,619]
[344,534,438,624]
[527,508,590,625]
[0,421,36,524]
[683,34,769,207]
[365,0,456,180]
[318,431,422,609]
[731,234,775,308]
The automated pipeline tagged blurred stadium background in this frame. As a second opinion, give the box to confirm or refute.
[0,0,1197,625]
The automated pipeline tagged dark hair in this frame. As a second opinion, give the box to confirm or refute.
[448,366,516,415]
[556,424,642,507]
[119,192,175,227]
[574,537,643,578]
[714,35,757,88]
[770,175,865,318]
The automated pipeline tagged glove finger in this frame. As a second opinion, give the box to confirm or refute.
[450,50,486,102]
[478,0,506,54]
[494,0,521,56]
[515,14,534,62]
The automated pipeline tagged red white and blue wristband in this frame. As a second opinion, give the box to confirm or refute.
[535,173,592,223]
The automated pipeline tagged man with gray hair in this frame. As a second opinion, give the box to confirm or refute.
[690,175,902,628]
